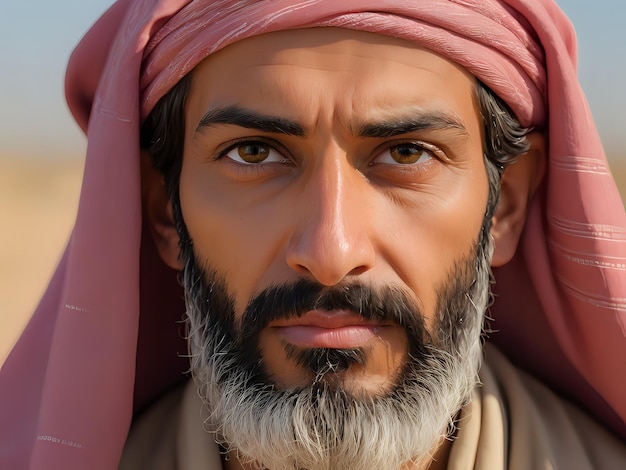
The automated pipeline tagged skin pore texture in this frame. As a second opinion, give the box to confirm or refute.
[147,28,544,470]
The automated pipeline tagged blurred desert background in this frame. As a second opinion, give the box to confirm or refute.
[1,0,626,367]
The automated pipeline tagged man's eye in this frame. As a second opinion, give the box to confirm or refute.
[375,143,434,165]
[222,142,284,164]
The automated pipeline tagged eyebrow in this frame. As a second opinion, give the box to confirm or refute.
[196,105,468,139]
[196,105,305,136]
[357,112,469,138]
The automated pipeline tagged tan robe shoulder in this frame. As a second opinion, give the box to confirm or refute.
[450,344,626,469]
[120,380,222,470]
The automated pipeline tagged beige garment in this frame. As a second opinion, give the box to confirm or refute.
[120,345,626,469]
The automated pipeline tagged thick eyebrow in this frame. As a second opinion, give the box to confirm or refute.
[196,105,305,137]
[358,112,469,138]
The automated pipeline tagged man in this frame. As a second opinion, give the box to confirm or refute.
[1,1,625,469]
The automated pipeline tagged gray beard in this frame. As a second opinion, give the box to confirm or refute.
[179,224,493,470]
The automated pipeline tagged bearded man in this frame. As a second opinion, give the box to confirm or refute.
[1,1,625,469]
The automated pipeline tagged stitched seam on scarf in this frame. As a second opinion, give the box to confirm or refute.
[98,107,133,123]
[64,303,89,313]
[550,156,610,175]
[556,275,626,311]
[550,240,626,270]
[36,434,84,449]
[549,216,626,241]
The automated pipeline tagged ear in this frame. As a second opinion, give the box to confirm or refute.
[490,132,546,267]
[141,150,183,270]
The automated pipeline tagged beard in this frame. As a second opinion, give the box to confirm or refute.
[178,235,493,470]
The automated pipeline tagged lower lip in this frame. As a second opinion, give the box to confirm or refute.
[274,325,381,349]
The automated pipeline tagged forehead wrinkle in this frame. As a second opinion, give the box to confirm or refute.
[236,63,327,132]
[245,60,357,73]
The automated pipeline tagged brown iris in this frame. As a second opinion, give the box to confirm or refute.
[237,143,270,163]
[389,144,426,164]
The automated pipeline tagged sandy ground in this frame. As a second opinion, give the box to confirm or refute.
[1,157,625,365]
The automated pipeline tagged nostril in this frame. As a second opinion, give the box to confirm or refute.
[347,265,369,277]
[292,263,314,278]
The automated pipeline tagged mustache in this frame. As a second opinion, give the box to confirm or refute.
[238,278,431,346]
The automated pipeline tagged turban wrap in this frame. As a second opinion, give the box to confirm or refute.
[1,0,624,468]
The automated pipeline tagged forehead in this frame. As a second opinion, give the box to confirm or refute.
[186,28,480,134]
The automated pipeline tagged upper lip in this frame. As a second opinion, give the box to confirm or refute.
[268,309,386,329]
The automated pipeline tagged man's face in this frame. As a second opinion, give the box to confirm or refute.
[176,28,491,468]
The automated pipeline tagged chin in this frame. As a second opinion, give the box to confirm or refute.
[260,335,409,398]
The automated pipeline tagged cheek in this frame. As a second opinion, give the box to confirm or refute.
[178,160,293,309]
[380,166,488,319]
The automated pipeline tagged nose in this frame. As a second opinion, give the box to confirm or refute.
[286,154,376,286]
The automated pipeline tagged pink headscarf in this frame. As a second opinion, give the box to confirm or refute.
[1,0,624,468]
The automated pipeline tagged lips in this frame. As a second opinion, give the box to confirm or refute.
[269,309,385,349]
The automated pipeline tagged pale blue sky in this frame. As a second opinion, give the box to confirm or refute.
[1,1,624,161]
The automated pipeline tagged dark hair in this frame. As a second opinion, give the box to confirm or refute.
[141,75,530,237]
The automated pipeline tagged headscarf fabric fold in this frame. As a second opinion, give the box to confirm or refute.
[1,0,624,468]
